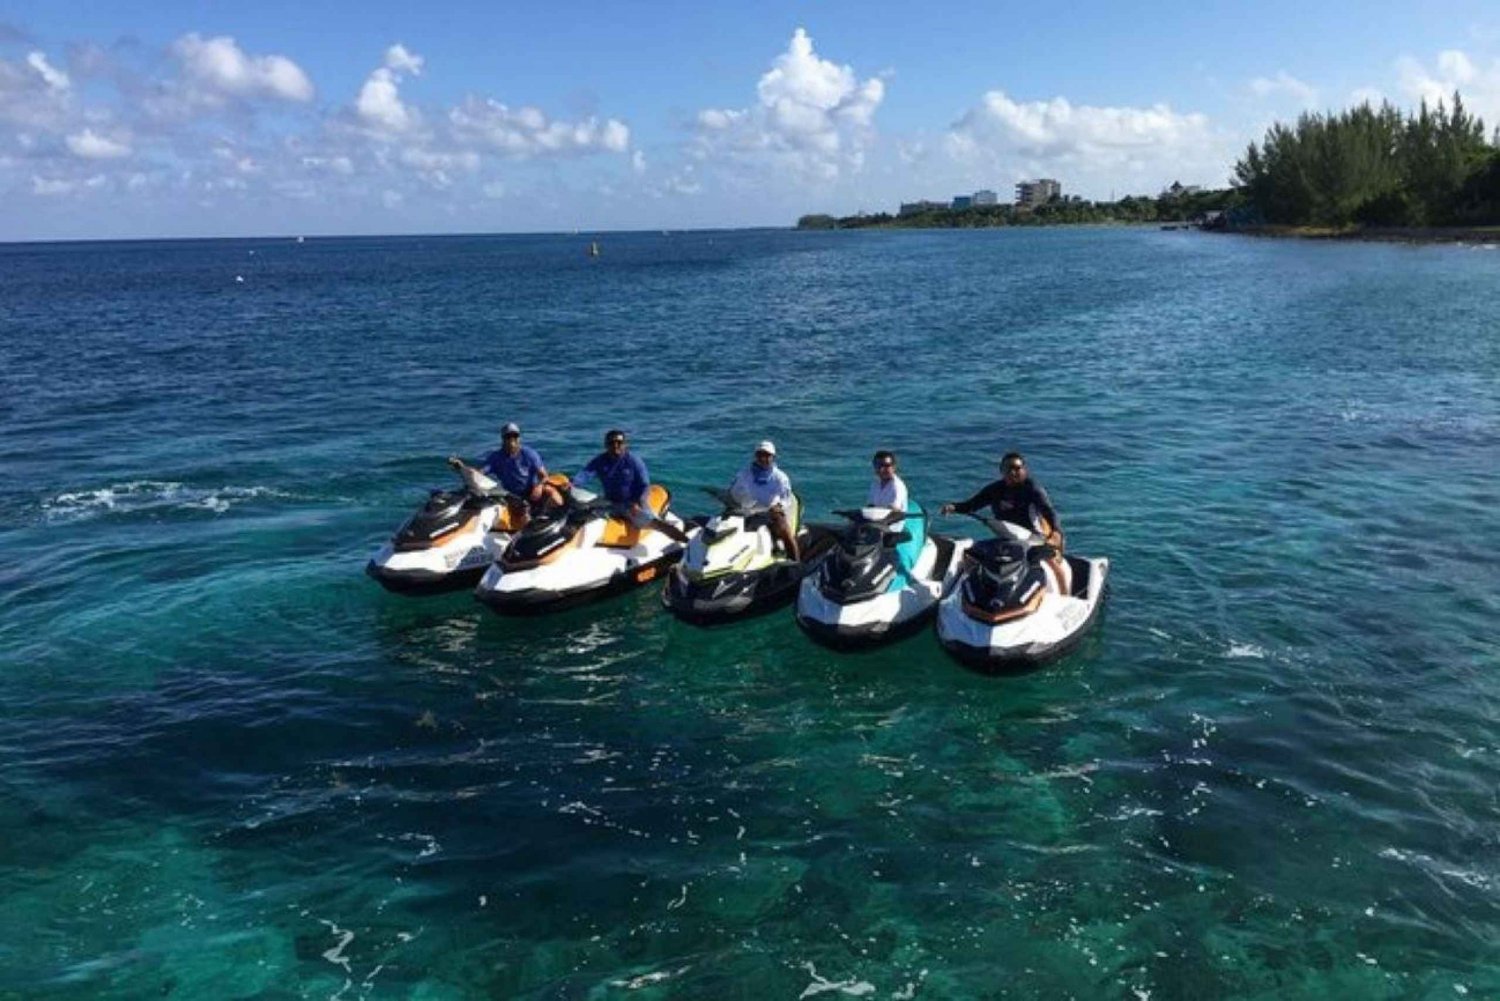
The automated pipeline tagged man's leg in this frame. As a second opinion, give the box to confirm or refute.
[770,508,800,562]
[650,517,691,544]
[631,502,690,544]
[505,496,530,531]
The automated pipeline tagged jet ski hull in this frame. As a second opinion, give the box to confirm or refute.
[938,555,1109,673]
[365,529,510,595]
[365,555,489,595]
[367,470,520,596]
[794,531,968,651]
[663,525,837,626]
[474,495,691,616]
[475,550,682,615]
[663,562,805,625]
[794,589,938,649]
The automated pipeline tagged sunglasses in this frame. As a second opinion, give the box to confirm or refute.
[503,432,520,439]
[607,437,626,446]
[874,461,894,468]
[1005,463,1025,472]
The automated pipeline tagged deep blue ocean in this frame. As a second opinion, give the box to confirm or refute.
[1,228,1497,999]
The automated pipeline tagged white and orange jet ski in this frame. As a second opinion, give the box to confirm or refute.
[474,484,692,614]
[936,516,1108,672]
[367,464,524,595]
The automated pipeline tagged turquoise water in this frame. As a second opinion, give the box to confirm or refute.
[2,228,1497,999]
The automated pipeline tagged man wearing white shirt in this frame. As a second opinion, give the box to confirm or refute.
[867,450,909,511]
[728,440,799,561]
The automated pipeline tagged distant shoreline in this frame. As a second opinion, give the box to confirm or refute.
[1225,225,1500,246]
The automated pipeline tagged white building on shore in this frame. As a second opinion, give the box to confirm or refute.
[1015,179,1061,208]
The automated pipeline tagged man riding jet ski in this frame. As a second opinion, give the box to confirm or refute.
[663,442,837,625]
[474,429,693,614]
[936,515,1108,672]
[940,451,1064,550]
[366,461,525,595]
[795,471,970,648]
[449,421,564,531]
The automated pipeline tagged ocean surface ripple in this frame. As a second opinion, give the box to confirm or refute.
[1,229,1497,999]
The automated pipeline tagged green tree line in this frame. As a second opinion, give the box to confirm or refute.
[1234,92,1500,226]
[797,187,1241,230]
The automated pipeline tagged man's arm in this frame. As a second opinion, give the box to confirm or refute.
[524,447,549,497]
[773,471,793,509]
[450,453,484,475]
[727,467,750,505]
[1030,483,1060,531]
[572,455,601,489]
[946,482,996,515]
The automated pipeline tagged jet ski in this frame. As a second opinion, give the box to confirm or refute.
[366,464,521,595]
[936,516,1109,672]
[662,489,838,625]
[474,484,693,615]
[795,504,970,649]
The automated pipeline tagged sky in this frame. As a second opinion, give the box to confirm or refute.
[3,0,1500,240]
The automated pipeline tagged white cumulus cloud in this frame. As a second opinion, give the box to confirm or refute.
[32,174,75,196]
[302,154,354,175]
[449,97,630,157]
[1396,49,1500,126]
[26,51,70,91]
[1249,71,1318,105]
[692,27,884,181]
[356,45,423,135]
[0,52,73,129]
[384,43,424,76]
[945,90,1226,194]
[66,128,130,159]
[173,33,314,103]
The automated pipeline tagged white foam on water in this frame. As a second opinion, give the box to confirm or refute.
[41,480,293,523]
[797,962,876,998]
[1227,642,1267,659]
[610,966,692,990]
[319,919,355,972]
[1379,847,1492,891]
[398,832,440,858]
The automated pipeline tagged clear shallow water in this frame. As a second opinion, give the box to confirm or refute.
[1,228,1498,999]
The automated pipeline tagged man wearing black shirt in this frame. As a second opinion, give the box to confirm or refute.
[941,452,1064,549]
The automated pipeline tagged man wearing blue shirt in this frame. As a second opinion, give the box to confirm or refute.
[448,422,559,527]
[572,428,689,543]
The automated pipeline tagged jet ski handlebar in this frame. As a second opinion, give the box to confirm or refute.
[831,507,924,526]
[445,458,515,501]
[699,485,757,515]
[959,511,1043,541]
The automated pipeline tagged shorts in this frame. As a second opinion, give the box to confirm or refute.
[611,501,659,528]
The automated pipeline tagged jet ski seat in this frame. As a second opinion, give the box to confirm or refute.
[600,484,673,548]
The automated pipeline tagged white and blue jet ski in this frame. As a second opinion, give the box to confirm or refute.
[474,484,692,615]
[795,504,970,649]
[366,464,520,595]
[936,515,1108,672]
[662,489,838,626]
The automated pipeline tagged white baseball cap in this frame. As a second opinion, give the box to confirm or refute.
[754,440,777,456]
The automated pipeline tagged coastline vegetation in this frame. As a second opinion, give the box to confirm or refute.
[800,91,1500,236]
[797,187,1240,230]
[1234,91,1500,227]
